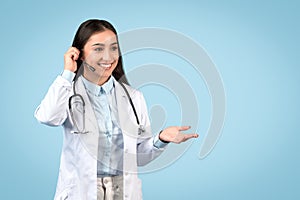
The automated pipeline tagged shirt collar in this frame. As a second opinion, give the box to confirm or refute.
[81,76,114,96]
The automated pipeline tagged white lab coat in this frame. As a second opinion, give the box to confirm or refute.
[35,75,166,200]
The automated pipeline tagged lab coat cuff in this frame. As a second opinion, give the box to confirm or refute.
[153,133,169,149]
[61,70,75,84]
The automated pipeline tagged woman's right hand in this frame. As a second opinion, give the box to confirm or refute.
[64,47,80,72]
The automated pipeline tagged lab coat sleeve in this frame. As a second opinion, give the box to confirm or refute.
[136,92,168,166]
[34,75,72,127]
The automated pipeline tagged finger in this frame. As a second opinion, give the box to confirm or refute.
[67,47,80,56]
[183,133,199,141]
[67,49,80,61]
[178,126,191,131]
[69,47,79,52]
[72,48,80,56]
[65,49,75,57]
[73,52,79,61]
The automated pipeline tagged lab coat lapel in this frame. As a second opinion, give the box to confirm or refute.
[115,80,128,130]
[114,80,139,139]
[115,80,140,179]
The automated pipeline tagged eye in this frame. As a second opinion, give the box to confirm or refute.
[95,47,104,52]
[111,46,118,51]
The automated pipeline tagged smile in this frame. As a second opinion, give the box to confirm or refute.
[98,63,113,68]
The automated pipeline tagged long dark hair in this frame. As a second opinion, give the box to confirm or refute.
[72,19,129,84]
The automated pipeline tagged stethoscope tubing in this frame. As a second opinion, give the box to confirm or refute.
[68,77,144,134]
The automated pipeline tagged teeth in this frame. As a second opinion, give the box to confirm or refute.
[100,63,112,68]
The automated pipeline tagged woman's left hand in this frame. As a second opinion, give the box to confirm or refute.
[159,126,199,144]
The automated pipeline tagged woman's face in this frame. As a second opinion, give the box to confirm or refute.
[81,30,119,85]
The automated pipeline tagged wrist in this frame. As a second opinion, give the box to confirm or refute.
[61,70,76,83]
[64,67,76,73]
[159,130,170,143]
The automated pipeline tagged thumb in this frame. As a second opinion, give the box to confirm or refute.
[178,126,191,131]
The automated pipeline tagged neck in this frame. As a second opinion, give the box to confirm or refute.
[97,76,110,86]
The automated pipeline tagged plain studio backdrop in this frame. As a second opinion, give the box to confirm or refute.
[0,0,299,199]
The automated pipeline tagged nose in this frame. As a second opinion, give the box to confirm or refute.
[103,49,112,61]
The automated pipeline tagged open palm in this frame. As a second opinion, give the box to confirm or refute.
[159,126,199,144]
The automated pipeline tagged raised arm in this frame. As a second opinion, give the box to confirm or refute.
[34,47,80,126]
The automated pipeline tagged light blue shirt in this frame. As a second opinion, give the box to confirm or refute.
[61,70,168,177]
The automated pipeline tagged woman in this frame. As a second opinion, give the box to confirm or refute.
[35,19,198,200]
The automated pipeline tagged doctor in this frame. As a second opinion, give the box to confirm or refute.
[35,19,198,200]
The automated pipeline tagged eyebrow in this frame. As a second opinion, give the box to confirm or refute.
[92,42,118,46]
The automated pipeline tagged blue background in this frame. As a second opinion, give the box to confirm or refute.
[0,0,299,199]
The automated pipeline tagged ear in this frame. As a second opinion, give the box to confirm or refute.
[80,55,85,60]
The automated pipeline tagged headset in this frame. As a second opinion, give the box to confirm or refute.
[68,62,145,135]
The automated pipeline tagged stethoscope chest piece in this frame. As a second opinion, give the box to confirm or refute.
[138,125,145,135]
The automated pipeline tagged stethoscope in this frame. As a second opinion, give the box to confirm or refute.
[68,68,145,135]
